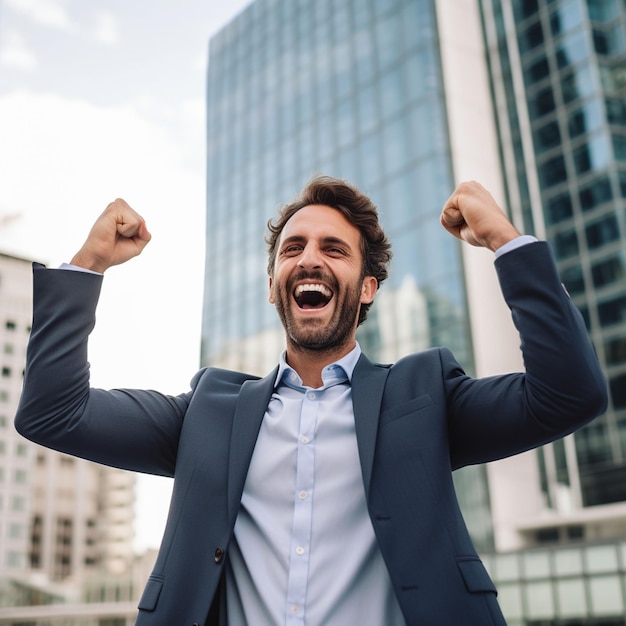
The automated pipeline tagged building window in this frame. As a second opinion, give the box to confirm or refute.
[606,97,626,125]
[2,367,11,378]
[579,176,612,211]
[613,133,626,162]
[561,265,585,295]
[610,373,626,409]
[519,20,545,53]
[553,230,579,259]
[9,523,23,539]
[4,321,16,331]
[546,193,573,224]
[529,86,556,118]
[586,214,620,249]
[13,469,27,484]
[588,0,621,22]
[592,255,625,288]
[525,57,550,85]
[598,294,626,326]
[6,552,22,568]
[11,496,25,511]
[534,120,562,153]
[538,155,567,189]
[605,337,626,366]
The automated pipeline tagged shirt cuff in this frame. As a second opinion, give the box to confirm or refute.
[59,262,103,275]
[494,235,539,258]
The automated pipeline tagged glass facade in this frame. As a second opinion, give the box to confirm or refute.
[203,0,473,370]
[482,0,626,510]
[484,539,626,625]
[203,0,493,551]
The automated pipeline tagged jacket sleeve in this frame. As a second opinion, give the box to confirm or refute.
[446,241,608,469]
[14,264,195,477]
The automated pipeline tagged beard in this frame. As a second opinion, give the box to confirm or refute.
[272,269,363,354]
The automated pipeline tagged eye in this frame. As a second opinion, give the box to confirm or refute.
[281,244,303,256]
[325,246,346,256]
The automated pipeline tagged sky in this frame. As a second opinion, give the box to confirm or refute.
[0,0,253,552]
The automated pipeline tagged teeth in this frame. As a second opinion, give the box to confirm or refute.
[295,283,331,297]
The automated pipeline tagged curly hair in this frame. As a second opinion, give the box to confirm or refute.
[266,176,392,325]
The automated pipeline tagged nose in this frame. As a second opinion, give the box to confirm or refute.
[297,242,323,269]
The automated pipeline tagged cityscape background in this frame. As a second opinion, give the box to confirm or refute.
[1,0,625,624]
[0,0,253,552]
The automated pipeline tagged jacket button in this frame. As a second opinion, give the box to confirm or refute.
[214,547,224,563]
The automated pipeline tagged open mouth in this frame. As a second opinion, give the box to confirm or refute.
[294,283,333,310]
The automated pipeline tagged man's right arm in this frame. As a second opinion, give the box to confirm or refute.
[15,201,189,476]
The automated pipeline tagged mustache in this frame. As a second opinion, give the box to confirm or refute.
[290,269,329,283]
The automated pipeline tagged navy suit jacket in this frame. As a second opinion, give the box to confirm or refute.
[15,242,607,626]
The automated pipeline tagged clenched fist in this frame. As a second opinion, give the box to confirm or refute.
[71,199,151,273]
[440,181,520,252]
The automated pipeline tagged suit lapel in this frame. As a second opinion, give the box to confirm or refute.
[227,368,278,520]
[351,354,390,496]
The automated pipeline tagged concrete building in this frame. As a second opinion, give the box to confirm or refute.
[202,0,626,623]
[0,253,35,575]
[0,251,136,609]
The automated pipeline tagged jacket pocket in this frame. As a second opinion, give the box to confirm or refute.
[137,575,164,611]
[381,394,434,423]
[456,557,497,594]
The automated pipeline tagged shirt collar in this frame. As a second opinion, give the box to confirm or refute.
[274,342,362,390]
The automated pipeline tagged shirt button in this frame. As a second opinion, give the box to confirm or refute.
[299,490,308,500]
[307,391,315,400]
[291,605,299,614]
[300,435,310,444]
[296,546,305,556]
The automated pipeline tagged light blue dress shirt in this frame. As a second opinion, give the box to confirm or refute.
[225,344,406,625]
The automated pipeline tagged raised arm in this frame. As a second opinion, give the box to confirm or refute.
[14,200,189,476]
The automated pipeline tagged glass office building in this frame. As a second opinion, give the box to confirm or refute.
[203,0,472,370]
[482,0,626,511]
[202,0,493,551]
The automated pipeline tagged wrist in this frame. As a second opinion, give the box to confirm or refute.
[486,225,521,252]
[70,251,108,273]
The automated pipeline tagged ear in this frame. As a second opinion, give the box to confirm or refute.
[268,276,275,304]
[360,276,377,304]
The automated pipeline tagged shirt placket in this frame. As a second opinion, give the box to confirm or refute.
[285,388,318,624]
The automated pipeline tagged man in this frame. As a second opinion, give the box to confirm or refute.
[16,177,607,625]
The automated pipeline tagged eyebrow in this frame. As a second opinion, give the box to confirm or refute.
[280,235,352,249]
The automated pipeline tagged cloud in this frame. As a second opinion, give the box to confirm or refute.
[4,0,75,31]
[91,11,119,45]
[0,89,206,386]
[0,31,38,70]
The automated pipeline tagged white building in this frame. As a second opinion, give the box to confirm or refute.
[0,252,136,606]
[0,253,35,574]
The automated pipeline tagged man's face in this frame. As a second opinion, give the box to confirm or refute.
[269,204,377,354]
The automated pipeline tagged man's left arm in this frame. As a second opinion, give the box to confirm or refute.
[440,182,608,467]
